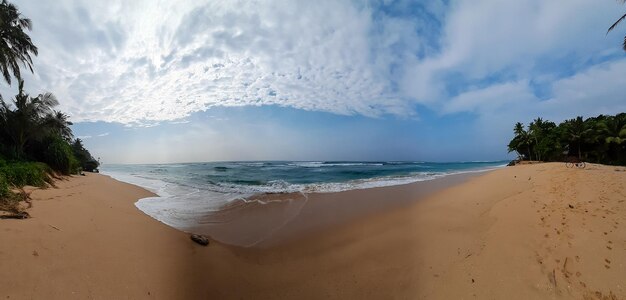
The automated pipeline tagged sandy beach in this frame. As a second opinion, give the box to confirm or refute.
[1,162,625,299]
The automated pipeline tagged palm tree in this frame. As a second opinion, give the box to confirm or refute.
[508,122,533,160]
[598,113,626,162]
[0,79,59,157]
[563,116,593,159]
[529,118,545,161]
[608,0,626,51]
[508,114,626,165]
[601,114,626,144]
[43,110,74,141]
[0,0,38,85]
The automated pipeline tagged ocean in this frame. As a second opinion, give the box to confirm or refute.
[102,161,506,245]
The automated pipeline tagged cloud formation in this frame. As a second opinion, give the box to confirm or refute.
[4,0,625,125]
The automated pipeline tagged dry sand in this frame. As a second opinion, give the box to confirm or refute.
[1,163,625,299]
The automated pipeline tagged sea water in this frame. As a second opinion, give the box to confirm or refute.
[102,161,506,245]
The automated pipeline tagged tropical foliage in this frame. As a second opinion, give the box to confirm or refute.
[508,113,626,165]
[0,0,37,85]
[0,0,98,213]
[0,79,95,175]
[71,139,99,172]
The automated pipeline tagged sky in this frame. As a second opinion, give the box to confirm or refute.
[2,0,625,163]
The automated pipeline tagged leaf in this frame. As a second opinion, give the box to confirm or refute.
[608,13,626,34]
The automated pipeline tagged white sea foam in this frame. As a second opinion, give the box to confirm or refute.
[288,162,384,168]
[103,163,505,242]
[104,170,254,229]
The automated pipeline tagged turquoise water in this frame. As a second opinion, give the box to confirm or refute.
[102,161,506,240]
[103,161,506,194]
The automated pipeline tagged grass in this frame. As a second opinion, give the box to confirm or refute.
[0,159,53,214]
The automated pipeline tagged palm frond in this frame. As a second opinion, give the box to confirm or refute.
[38,92,59,108]
[608,13,626,34]
[0,0,38,85]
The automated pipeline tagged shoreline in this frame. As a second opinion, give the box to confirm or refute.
[106,165,501,247]
[1,163,625,299]
[186,170,489,247]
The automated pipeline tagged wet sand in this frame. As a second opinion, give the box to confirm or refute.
[1,163,625,299]
[188,171,483,247]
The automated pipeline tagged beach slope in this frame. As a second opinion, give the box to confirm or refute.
[1,163,625,299]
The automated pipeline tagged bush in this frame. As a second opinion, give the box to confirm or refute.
[0,173,9,198]
[0,161,50,187]
[83,159,99,172]
[41,137,79,175]
[0,161,51,213]
[72,139,99,172]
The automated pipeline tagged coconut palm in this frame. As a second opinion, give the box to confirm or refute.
[0,79,59,157]
[529,118,545,161]
[601,113,626,145]
[0,0,38,85]
[562,116,593,159]
[508,114,626,166]
[598,114,626,162]
[608,0,626,51]
[508,122,533,160]
[43,110,74,141]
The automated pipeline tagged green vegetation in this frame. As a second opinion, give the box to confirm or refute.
[0,160,50,187]
[0,1,98,214]
[72,139,100,172]
[508,113,626,165]
[0,158,51,214]
[0,173,9,198]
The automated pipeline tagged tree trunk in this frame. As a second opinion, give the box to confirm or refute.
[18,132,26,159]
[577,141,581,160]
[534,137,540,161]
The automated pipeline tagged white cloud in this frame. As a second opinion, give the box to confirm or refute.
[7,0,429,124]
[446,58,626,158]
[401,0,624,105]
[2,0,624,126]
[450,59,626,123]
[442,80,535,115]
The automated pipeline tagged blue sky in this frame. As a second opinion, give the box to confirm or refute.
[2,0,626,163]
